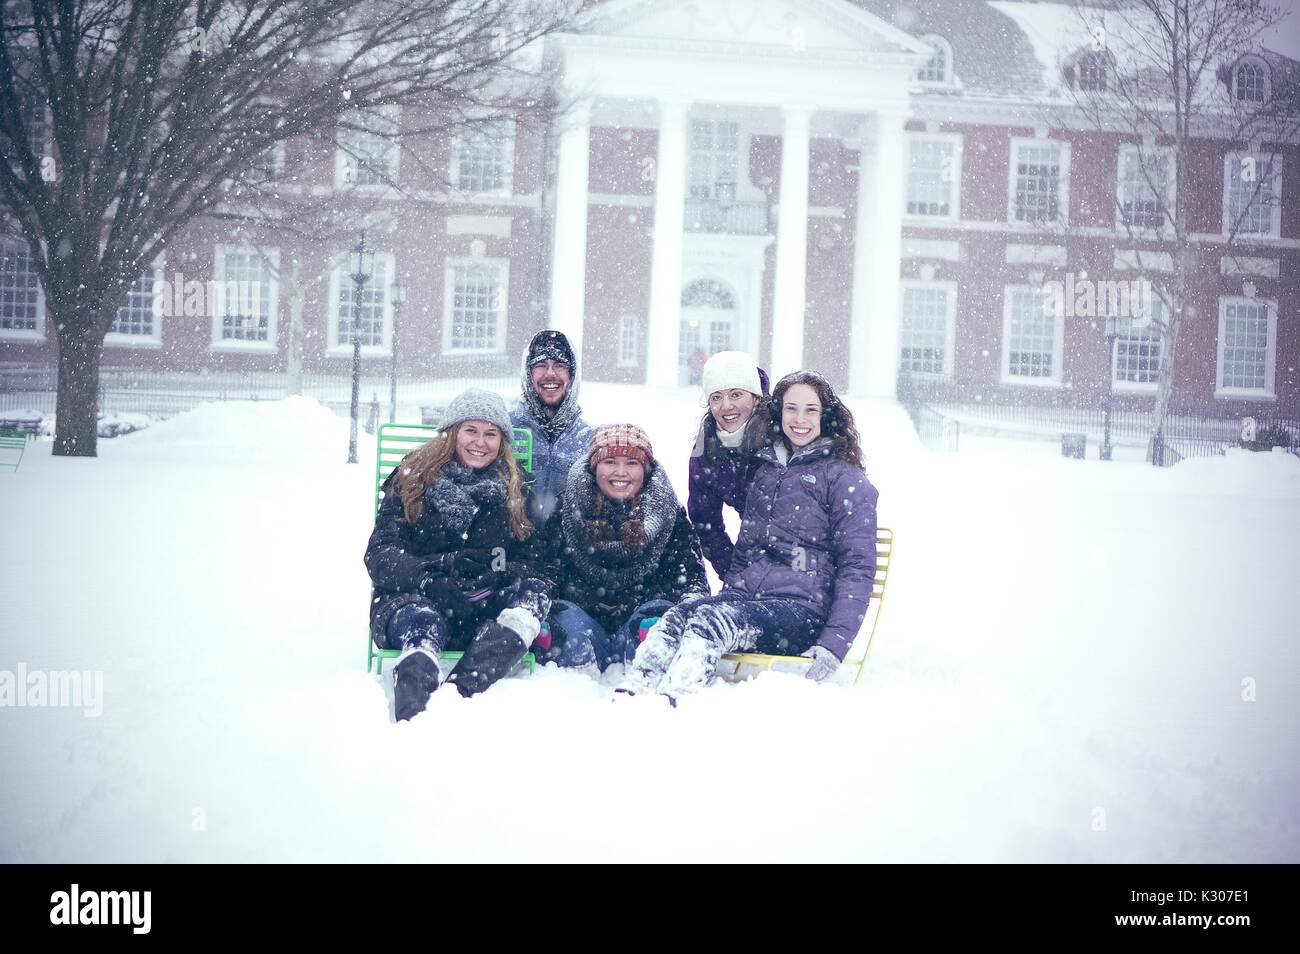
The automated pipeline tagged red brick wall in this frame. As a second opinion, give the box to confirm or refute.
[6,107,1295,421]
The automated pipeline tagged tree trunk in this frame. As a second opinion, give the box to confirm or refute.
[1147,312,1180,464]
[53,318,105,457]
[286,258,305,396]
[1148,244,1193,464]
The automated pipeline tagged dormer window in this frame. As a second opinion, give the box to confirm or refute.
[1077,50,1110,91]
[915,35,953,85]
[1233,58,1269,103]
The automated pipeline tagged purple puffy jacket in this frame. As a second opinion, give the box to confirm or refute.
[723,437,879,661]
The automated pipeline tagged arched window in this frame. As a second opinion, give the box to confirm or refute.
[915,35,952,85]
[1077,50,1110,91]
[681,278,736,309]
[1234,59,1269,102]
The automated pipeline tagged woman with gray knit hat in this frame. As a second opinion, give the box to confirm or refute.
[523,422,709,674]
[688,350,772,577]
[364,387,552,721]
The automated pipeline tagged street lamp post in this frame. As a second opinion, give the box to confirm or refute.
[1102,314,1119,461]
[389,277,406,425]
[347,234,375,464]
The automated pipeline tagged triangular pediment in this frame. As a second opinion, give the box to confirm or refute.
[582,0,932,56]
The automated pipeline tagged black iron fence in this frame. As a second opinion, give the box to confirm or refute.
[0,366,516,427]
[897,368,1299,464]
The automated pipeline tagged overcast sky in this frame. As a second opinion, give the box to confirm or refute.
[1258,0,1298,58]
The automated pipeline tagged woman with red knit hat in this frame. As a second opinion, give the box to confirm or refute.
[524,423,709,674]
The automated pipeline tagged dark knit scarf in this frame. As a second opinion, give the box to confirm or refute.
[425,459,509,536]
[560,458,679,589]
[522,384,584,445]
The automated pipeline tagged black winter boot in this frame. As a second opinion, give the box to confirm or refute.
[393,645,443,722]
[447,619,529,698]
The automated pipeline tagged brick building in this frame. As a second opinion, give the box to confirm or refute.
[2,0,1296,418]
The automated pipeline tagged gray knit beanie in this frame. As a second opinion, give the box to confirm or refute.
[441,388,512,434]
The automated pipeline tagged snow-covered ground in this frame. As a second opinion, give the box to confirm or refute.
[1,388,1297,862]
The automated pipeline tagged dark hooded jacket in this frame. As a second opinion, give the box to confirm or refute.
[687,407,772,577]
[724,436,879,661]
[529,455,709,636]
[509,330,595,526]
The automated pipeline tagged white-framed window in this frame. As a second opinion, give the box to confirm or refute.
[442,258,507,354]
[1111,297,1169,391]
[617,314,639,368]
[906,134,962,220]
[689,119,741,200]
[335,105,400,188]
[1223,152,1282,238]
[1233,57,1270,103]
[1008,138,1070,225]
[211,245,279,351]
[900,281,956,378]
[1117,144,1174,232]
[107,256,164,348]
[1001,284,1064,386]
[451,119,515,196]
[1216,296,1277,399]
[914,35,953,85]
[0,237,45,340]
[328,251,394,355]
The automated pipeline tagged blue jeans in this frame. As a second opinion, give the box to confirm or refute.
[541,599,676,671]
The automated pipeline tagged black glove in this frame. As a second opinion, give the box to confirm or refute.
[764,540,817,573]
[439,548,494,582]
[763,539,795,566]
[418,573,476,621]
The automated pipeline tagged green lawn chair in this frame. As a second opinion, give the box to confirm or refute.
[367,422,536,676]
[0,428,29,472]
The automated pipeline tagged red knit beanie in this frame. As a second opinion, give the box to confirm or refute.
[588,423,653,470]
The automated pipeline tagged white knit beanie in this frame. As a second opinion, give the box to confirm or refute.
[701,351,762,398]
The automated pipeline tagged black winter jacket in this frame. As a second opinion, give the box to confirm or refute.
[527,457,709,636]
[364,459,538,641]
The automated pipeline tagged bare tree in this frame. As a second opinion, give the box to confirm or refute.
[0,0,582,456]
[1059,0,1298,461]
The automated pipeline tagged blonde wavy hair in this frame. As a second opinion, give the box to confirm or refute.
[396,423,533,540]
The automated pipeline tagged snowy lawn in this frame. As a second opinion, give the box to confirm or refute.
[1,390,1297,862]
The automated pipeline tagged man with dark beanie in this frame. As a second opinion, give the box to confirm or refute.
[510,329,595,524]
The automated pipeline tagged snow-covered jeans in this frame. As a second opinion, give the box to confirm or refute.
[384,578,551,654]
[540,599,677,672]
[627,590,823,697]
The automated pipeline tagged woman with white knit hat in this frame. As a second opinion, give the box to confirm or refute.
[687,351,772,578]
[364,387,552,720]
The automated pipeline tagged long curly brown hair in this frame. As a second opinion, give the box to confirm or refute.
[396,423,533,539]
[769,371,865,469]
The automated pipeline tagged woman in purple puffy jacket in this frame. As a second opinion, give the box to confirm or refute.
[623,371,879,699]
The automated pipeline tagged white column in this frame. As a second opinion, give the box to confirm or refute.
[850,111,907,399]
[548,99,592,357]
[644,98,691,389]
[770,105,813,380]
